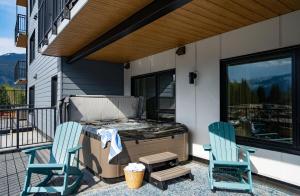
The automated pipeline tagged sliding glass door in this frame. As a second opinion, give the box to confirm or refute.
[132,69,175,122]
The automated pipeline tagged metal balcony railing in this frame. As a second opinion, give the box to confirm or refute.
[15,14,27,46]
[0,106,56,150]
[14,60,27,85]
[38,0,78,47]
[0,89,26,106]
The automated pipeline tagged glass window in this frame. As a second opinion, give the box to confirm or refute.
[158,71,176,121]
[29,86,35,107]
[219,46,300,155]
[30,0,36,15]
[29,31,35,63]
[227,57,292,144]
[133,75,156,120]
[51,76,58,107]
[132,69,176,121]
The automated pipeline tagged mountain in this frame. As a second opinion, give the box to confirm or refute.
[249,73,291,95]
[0,53,26,86]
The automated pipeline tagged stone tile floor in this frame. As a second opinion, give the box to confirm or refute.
[0,150,299,196]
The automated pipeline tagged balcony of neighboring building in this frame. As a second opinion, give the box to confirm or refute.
[15,14,27,48]
[14,60,27,85]
[16,0,27,7]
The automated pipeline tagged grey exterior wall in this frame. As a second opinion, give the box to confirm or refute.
[26,1,123,137]
[27,1,61,108]
[26,1,61,138]
[61,59,124,98]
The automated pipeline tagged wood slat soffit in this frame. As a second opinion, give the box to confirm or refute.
[43,0,300,63]
[16,0,27,7]
[44,0,153,57]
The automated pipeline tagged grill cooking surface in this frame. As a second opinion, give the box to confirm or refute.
[81,119,188,141]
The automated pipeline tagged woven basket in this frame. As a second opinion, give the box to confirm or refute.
[124,169,145,189]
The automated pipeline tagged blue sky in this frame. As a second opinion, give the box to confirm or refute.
[228,57,292,82]
[0,0,25,55]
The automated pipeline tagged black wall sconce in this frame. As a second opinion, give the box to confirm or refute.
[176,46,186,56]
[189,72,197,84]
[124,62,130,69]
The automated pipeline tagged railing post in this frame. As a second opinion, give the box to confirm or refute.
[16,109,20,149]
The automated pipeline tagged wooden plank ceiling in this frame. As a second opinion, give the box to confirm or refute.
[85,0,300,63]
[43,0,300,63]
[16,34,27,48]
[16,0,27,7]
[43,0,153,57]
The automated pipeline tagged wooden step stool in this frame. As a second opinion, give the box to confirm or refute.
[139,152,194,190]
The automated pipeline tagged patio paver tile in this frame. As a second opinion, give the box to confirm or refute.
[0,151,298,195]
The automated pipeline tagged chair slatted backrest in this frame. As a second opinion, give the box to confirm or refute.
[51,122,82,164]
[208,122,238,162]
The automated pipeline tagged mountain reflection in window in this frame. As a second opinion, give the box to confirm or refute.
[227,57,292,144]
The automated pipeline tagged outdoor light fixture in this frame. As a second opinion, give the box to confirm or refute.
[33,73,37,80]
[176,46,186,56]
[189,72,197,84]
[124,62,130,69]
[34,14,38,20]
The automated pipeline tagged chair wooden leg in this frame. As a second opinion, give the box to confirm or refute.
[208,164,214,191]
[62,172,69,195]
[247,169,253,193]
[21,170,32,196]
[37,172,53,187]
[62,173,83,195]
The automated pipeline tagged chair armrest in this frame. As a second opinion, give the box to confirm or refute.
[68,145,82,154]
[203,144,212,151]
[238,145,255,153]
[28,163,64,170]
[22,144,53,154]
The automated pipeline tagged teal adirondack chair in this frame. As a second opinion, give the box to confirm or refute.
[204,122,255,193]
[21,121,83,196]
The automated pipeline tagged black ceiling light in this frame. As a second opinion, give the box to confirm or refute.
[176,46,186,56]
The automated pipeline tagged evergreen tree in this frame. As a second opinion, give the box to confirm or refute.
[0,86,10,105]
[256,85,266,103]
[268,84,281,104]
[229,80,258,105]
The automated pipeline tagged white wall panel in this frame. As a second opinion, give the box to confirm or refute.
[131,58,151,76]
[175,43,196,155]
[221,17,280,59]
[195,36,220,155]
[150,49,176,72]
[280,11,300,47]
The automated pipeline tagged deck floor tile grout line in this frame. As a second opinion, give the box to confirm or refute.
[5,153,9,195]
[12,152,22,192]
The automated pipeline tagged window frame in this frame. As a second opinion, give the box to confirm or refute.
[51,75,58,107]
[30,0,36,15]
[29,85,35,108]
[131,69,176,122]
[29,31,35,64]
[220,45,300,155]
